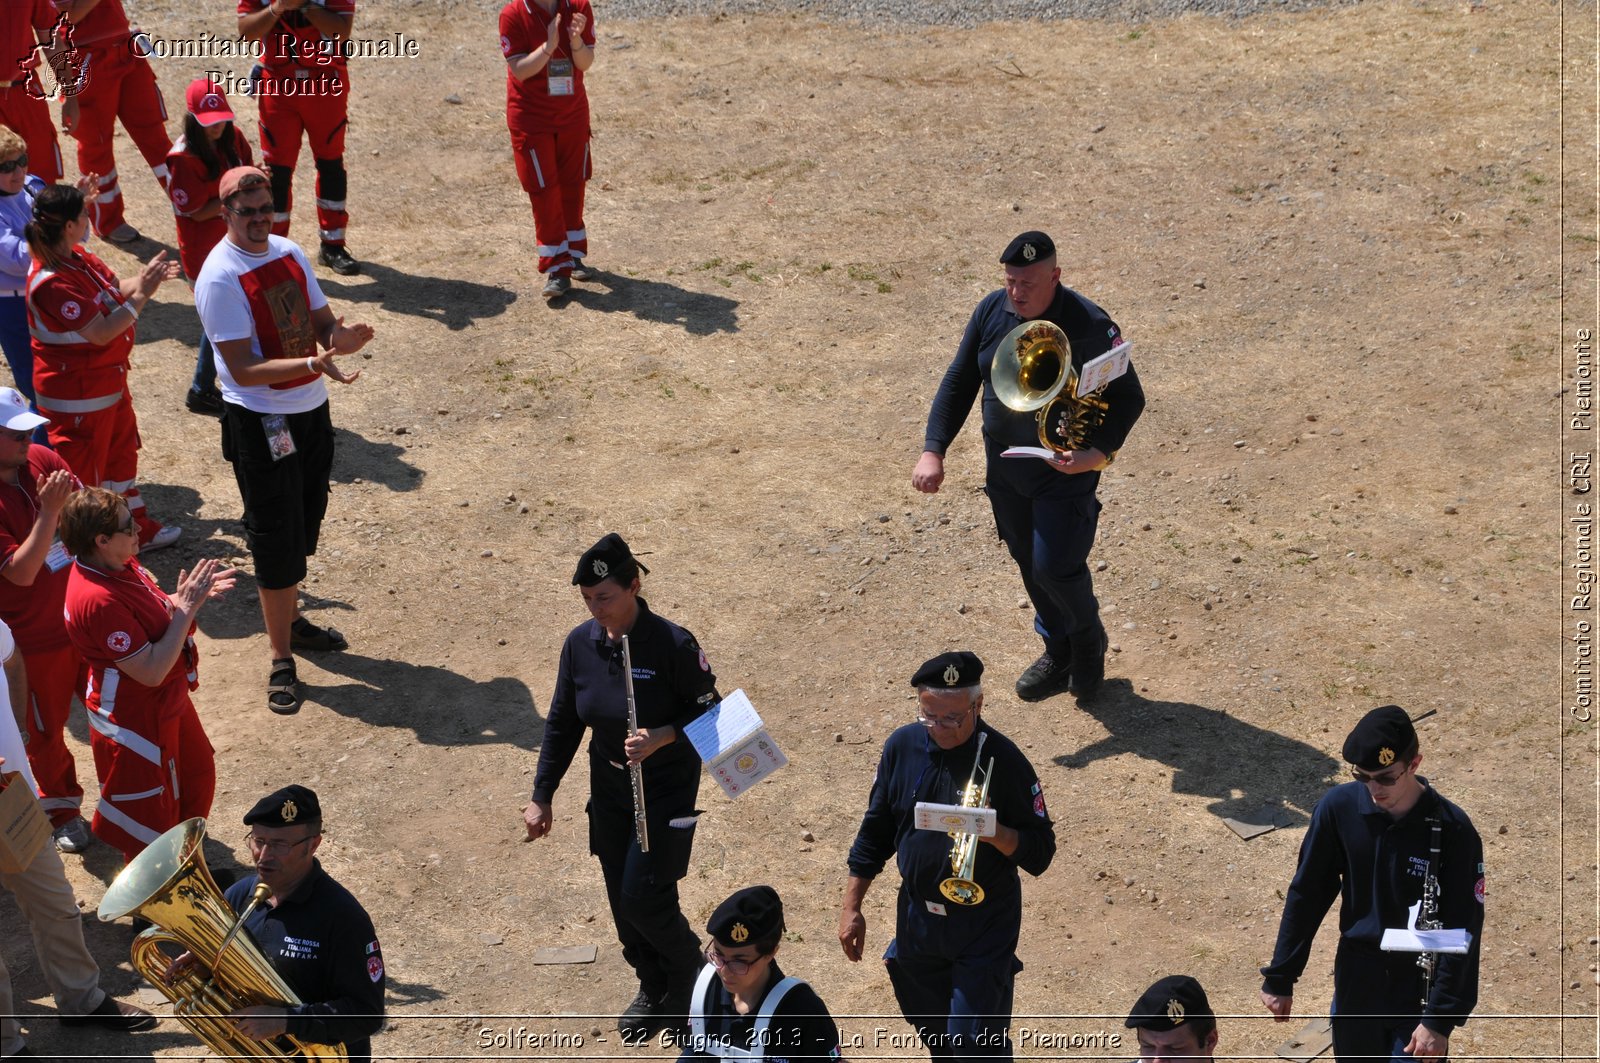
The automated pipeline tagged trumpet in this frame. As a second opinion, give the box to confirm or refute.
[621,634,649,853]
[992,319,1118,460]
[939,732,994,907]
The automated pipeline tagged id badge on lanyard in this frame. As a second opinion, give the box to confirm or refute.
[547,0,575,96]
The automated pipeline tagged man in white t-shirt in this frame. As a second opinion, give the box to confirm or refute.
[0,617,158,1054]
[194,166,374,717]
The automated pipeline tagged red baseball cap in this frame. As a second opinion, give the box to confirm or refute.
[185,78,235,127]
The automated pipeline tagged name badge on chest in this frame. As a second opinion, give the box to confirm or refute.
[547,58,574,96]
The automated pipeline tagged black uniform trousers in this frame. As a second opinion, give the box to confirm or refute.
[587,757,703,1000]
[984,449,1103,658]
[1331,941,1445,1063]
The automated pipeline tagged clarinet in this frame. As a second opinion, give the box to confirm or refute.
[1416,814,1443,1010]
[621,634,649,853]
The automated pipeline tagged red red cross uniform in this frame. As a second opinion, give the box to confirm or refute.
[0,445,86,828]
[64,559,215,863]
[26,249,162,544]
[56,0,171,237]
[501,0,595,277]
[241,0,356,247]
[166,128,255,280]
[0,0,66,183]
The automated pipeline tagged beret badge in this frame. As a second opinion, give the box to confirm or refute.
[730,922,749,944]
[1166,999,1185,1025]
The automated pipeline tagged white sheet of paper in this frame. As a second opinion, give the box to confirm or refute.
[1077,341,1132,396]
[1000,446,1058,461]
[913,801,996,838]
[1379,901,1473,954]
[684,688,759,762]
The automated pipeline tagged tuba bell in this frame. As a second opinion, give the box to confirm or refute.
[992,319,1117,461]
[97,817,347,1061]
[938,732,994,907]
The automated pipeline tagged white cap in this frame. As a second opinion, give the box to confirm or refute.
[0,387,47,433]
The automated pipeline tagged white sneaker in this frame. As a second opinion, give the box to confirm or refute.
[143,525,182,551]
[53,816,93,853]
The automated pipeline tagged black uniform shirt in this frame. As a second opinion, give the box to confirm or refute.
[846,720,1056,910]
[680,962,843,1062]
[923,283,1145,471]
[532,597,719,805]
[224,862,386,1063]
[1261,780,1484,1033]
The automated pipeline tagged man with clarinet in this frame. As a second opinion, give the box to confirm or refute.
[1260,705,1484,1063]
[524,533,722,1040]
[837,651,1055,1061]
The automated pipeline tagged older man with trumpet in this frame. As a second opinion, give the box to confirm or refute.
[838,651,1056,1061]
[912,231,1144,704]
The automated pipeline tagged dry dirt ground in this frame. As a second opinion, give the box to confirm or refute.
[0,0,1592,1059]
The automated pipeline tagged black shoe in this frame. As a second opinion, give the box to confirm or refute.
[1016,652,1074,702]
[60,995,157,1032]
[1070,627,1110,702]
[617,989,659,1038]
[185,388,223,417]
[318,243,360,275]
[541,273,572,300]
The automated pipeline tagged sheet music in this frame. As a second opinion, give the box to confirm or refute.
[684,688,759,762]
[1379,900,1473,954]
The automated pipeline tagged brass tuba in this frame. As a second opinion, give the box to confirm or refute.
[992,319,1116,460]
[97,817,347,1061]
[938,732,994,907]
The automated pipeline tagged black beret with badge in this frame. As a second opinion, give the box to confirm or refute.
[572,532,650,587]
[1341,705,1418,771]
[910,650,984,689]
[707,885,785,947]
[242,784,321,827]
[999,230,1056,266]
[1124,974,1214,1032]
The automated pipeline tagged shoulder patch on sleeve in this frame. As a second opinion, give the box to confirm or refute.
[1032,780,1048,818]
[366,939,384,981]
[106,631,132,654]
[1474,875,1485,904]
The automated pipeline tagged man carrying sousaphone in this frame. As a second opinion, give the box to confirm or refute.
[163,785,386,1062]
[837,651,1056,1061]
[912,231,1145,704]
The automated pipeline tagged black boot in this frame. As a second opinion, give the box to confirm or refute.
[1070,625,1109,701]
[1016,651,1074,702]
[617,988,660,1039]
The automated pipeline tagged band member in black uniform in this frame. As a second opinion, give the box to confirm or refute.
[679,885,844,1061]
[1123,975,1218,1062]
[524,532,721,1039]
[167,784,386,1063]
[912,231,1144,703]
[1260,706,1484,1063]
[837,651,1055,1062]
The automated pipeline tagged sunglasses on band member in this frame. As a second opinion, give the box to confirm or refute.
[0,155,28,175]
[1350,762,1410,787]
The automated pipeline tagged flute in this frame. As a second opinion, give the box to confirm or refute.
[621,634,649,853]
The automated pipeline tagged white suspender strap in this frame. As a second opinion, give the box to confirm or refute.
[748,977,805,1052]
[688,963,717,1042]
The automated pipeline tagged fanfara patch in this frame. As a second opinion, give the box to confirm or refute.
[943,663,960,686]
[592,558,609,579]
[1166,998,1186,1025]
[1377,746,1396,766]
[281,798,299,823]
[1474,875,1485,904]
[367,953,384,982]
[730,922,750,944]
[106,631,131,654]
[1022,242,1037,262]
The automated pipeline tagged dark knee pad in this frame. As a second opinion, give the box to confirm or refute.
[268,164,293,210]
[314,156,347,202]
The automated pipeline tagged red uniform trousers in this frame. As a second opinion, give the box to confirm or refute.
[0,85,63,182]
[39,388,159,543]
[20,644,87,829]
[87,685,214,864]
[71,47,170,236]
[259,74,350,247]
[512,127,590,276]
